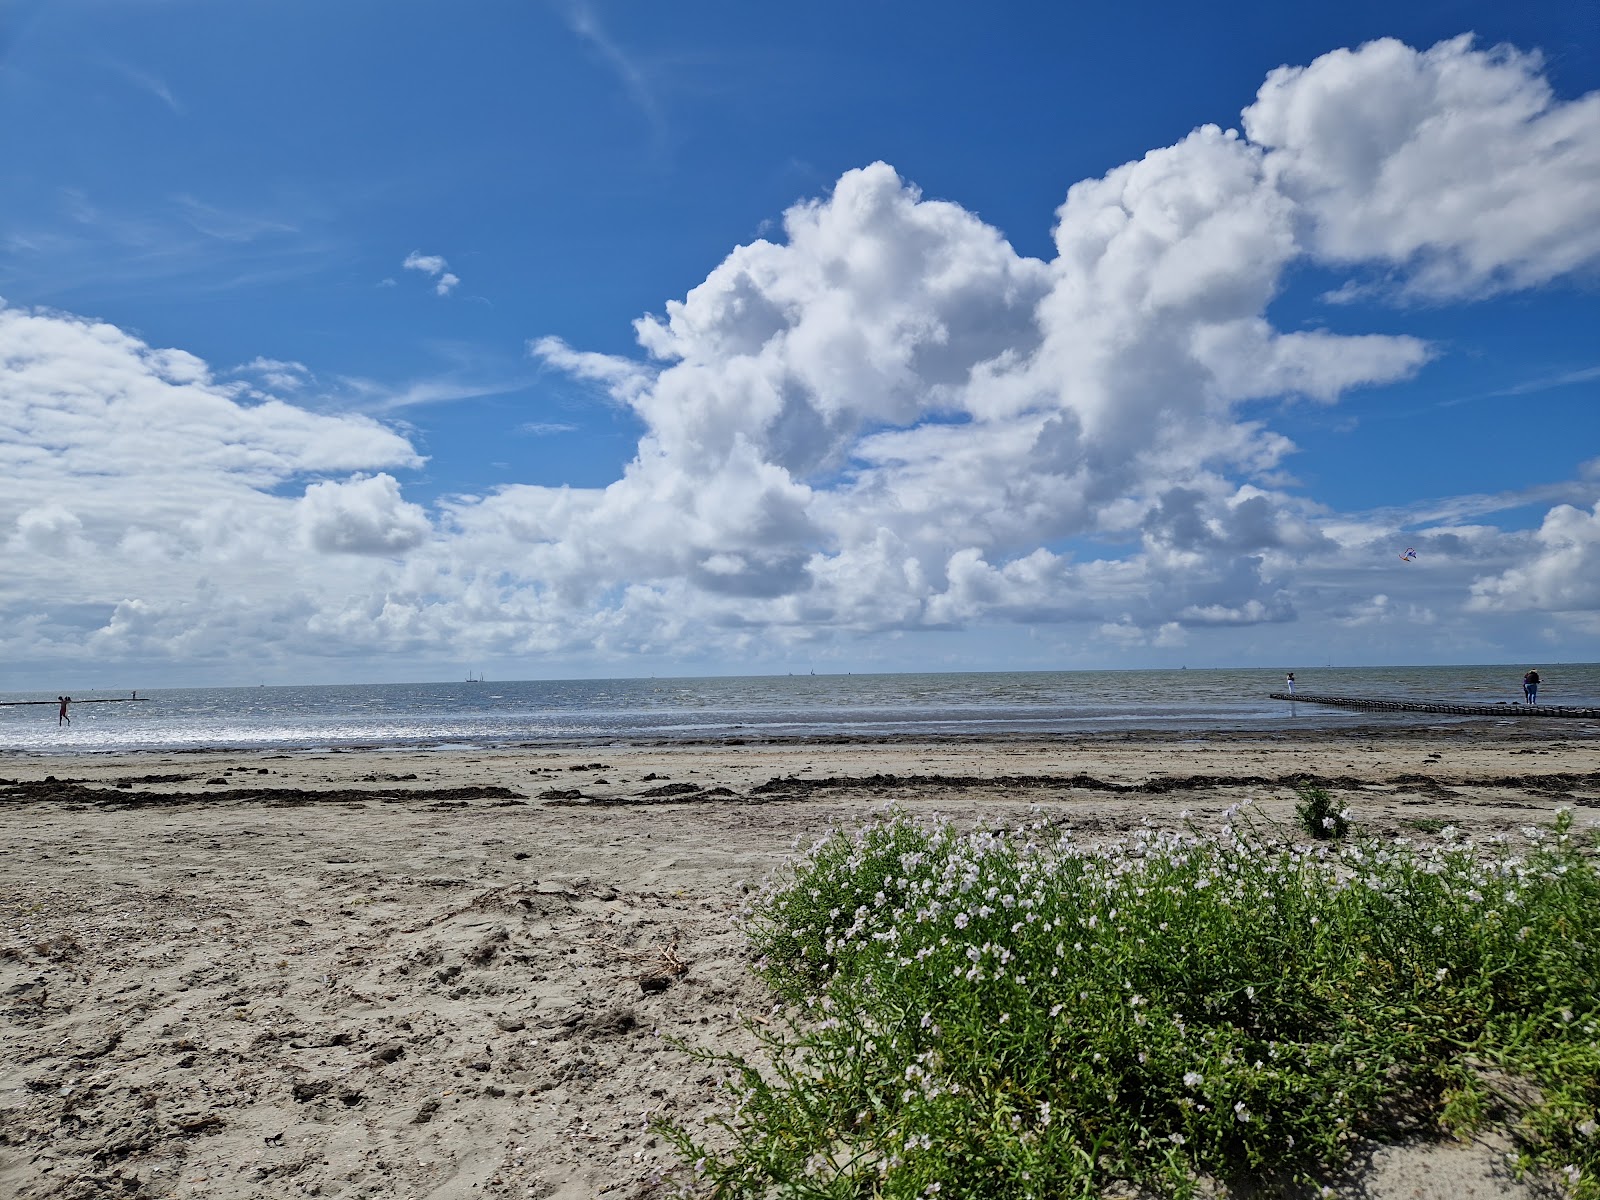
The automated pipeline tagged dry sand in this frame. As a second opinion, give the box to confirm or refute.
[3,723,1598,1199]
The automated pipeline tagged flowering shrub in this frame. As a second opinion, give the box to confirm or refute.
[1294,783,1349,840]
[661,805,1600,1198]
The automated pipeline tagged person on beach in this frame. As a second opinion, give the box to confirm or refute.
[1523,669,1540,705]
[57,695,70,725]
[1286,672,1295,694]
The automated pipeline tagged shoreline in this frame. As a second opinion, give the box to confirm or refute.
[4,712,1596,761]
[4,732,1599,1198]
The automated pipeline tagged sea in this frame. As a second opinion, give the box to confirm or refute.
[3,664,1597,757]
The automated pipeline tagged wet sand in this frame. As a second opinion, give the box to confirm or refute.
[3,724,1598,1198]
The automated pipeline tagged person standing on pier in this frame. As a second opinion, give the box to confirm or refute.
[57,695,70,725]
[1523,669,1540,704]
[1285,672,1295,695]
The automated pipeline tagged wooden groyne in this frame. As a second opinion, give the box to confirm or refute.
[1269,692,1600,719]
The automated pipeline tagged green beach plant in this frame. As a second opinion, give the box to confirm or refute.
[1293,781,1348,840]
[660,805,1600,1199]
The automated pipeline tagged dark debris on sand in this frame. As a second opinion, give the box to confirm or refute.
[743,769,1600,801]
[0,778,527,808]
[534,768,1600,808]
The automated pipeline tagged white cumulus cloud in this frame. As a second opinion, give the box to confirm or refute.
[403,250,461,295]
[0,300,427,668]
[298,474,432,555]
[1468,503,1600,613]
[1245,35,1600,297]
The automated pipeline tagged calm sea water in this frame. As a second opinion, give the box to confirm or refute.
[2,665,1596,756]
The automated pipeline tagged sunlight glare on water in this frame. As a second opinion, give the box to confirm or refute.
[1,664,1596,754]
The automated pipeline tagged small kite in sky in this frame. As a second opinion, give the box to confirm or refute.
[1399,547,1417,562]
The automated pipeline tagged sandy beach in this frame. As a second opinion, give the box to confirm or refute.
[3,723,1598,1199]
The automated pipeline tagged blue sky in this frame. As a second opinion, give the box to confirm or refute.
[1,0,1597,686]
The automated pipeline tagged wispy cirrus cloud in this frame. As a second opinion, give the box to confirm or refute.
[173,195,298,243]
[1489,364,1600,397]
[1340,477,1600,531]
[104,59,183,114]
[335,372,533,413]
[554,0,667,143]
[0,187,329,302]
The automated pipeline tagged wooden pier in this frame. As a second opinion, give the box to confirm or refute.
[1269,692,1600,719]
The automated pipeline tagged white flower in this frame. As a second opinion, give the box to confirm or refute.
[1234,1101,1251,1122]
[1183,1072,1203,1089]
[1168,1132,1186,1145]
